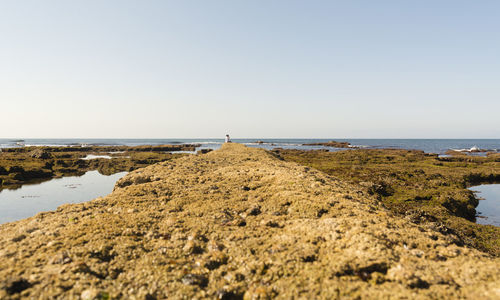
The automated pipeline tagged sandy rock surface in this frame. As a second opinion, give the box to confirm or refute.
[0,143,499,299]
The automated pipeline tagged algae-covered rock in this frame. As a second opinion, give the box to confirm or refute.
[275,148,500,256]
[0,145,188,191]
[0,143,499,299]
[0,166,8,175]
[303,140,353,148]
[29,148,52,159]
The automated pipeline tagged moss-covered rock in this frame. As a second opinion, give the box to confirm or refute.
[29,149,51,159]
[302,140,353,148]
[0,144,499,299]
[0,145,190,191]
[274,148,500,256]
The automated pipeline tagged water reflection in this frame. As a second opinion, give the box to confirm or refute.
[471,184,500,227]
[0,170,127,224]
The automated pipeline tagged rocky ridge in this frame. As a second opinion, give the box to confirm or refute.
[0,143,499,299]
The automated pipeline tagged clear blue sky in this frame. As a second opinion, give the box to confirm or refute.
[1,1,499,138]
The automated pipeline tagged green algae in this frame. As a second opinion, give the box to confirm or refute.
[0,145,191,191]
[2,143,499,299]
[274,148,500,256]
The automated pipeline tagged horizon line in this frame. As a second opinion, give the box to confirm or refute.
[1,137,499,140]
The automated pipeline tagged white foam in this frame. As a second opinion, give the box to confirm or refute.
[80,155,112,160]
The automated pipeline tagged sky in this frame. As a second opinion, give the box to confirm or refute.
[1,0,499,139]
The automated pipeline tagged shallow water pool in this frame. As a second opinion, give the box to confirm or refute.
[0,170,127,224]
[470,184,500,227]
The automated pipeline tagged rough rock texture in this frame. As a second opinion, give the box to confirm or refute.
[302,141,354,148]
[0,143,499,299]
[0,145,190,190]
[275,148,500,255]
[29,149,52,159]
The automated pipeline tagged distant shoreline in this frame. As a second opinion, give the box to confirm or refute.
[1,138,499,155]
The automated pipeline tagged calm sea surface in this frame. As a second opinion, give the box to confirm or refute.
[1,138,499,154]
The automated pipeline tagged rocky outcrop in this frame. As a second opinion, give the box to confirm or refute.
[0,145,190,190]
[2,144,200,153]
[197,149,213,154]
[274,148,500,255]
[29,149,52,159]
[303,140,353,148]
[0,144,499,299]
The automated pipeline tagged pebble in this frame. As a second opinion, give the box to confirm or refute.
[183,240,204,254]
[207,240,225,252]
[181,274,208,287]
[217,289,240,300]
[80,289,99,300]
[50,251,72,264]
[243,285,272,300]
[11,234,26,242]
[198,251,228,270]
[260,220,281,228]
[247,206,261,216]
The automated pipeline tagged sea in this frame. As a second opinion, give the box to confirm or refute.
[1,138,499,154]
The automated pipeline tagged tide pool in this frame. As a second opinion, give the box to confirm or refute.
[471,184,500,227]
[0,170,127,224]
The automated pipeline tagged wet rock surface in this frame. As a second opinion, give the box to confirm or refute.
[0,144,195,190]
[0,143,499,299]
[302,140,354,148]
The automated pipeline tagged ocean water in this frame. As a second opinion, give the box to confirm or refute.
[1,138,499,154]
